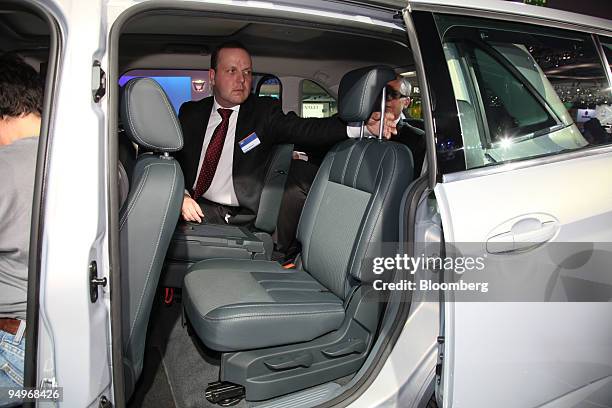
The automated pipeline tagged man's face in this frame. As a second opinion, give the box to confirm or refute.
[385,78,410,121]
[210,47,253,107]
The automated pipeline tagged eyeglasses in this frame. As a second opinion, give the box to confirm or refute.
[385,86,409,100]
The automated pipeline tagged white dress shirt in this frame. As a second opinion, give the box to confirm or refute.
[193,98,240,206]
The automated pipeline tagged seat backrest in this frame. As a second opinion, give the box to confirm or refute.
[297,66,414,300]
[119,78,184,397]
[254,142,293,233]
[117,124,137,207]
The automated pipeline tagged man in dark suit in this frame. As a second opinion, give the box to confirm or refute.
[176,41,393,225]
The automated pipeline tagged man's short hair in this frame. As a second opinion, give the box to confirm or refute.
[210,41,250,70]
[0,53,44,118]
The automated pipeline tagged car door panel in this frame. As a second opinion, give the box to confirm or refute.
[406,5,612,407]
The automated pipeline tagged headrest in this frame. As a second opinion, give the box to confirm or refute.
[120,78,183,152]
[338,65,396,122]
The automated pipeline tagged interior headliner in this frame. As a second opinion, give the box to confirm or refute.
[118,12,413,87]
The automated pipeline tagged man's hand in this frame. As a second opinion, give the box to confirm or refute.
[182,195,204,223]
[366,111,397,140]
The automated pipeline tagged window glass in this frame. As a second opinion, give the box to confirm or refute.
[407,83,423,119]
[598,39,612,134]
[255,75,281,100]
[301,80,337,118]
[437,16,612,170]
[472,47,557,141]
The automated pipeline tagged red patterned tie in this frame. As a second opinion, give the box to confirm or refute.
[193,108,233,199]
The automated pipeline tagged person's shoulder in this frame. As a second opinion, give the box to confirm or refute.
[179,96,213,116]
[0,147,19,191]
[0,137,38,157]
[251,94,281,110]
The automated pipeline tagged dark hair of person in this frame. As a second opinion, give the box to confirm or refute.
[0,53,44,118]
[210,41,250,70]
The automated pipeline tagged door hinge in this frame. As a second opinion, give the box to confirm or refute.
[436,335,445,384]
[92,60,106,103]
[89,261,107,303]
[99,395,113,408]
[40,377,57,388]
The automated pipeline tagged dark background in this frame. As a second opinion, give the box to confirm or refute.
[507,0,612,20]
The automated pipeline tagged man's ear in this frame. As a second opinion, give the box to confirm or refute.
[209,68,216,86]
[403,97,411,109]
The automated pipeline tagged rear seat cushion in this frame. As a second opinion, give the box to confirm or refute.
[183,259,345,351]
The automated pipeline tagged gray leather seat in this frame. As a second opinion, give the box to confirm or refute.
[119,78,184,397]
[184,65,413,352]
[184,259,344,351]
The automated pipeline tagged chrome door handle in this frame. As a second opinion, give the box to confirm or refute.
[486,215,559,254]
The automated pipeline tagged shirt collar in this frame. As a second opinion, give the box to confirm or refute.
[213,97,241,114]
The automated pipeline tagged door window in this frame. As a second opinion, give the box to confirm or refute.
[437,15,612,170]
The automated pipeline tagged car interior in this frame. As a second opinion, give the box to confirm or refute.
[1,4,428,407]
[0,7,50,82]
[114,7,425,408]
[5,2,612,407]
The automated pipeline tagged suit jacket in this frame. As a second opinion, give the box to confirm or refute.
[394,119,426,176]
[176,94,347,217]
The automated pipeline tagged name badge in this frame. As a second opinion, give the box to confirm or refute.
[238,132,261,153]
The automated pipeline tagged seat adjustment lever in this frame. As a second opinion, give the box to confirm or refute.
[264,351,313,370]
[321,338,366,358]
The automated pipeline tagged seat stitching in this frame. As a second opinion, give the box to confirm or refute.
[301,152,334,264]
[355,70,375,122]
[352,142,370,189]
[126,162,178,346]
[125,79,182,151]
[254,276,319,283]
[346,147,387,276]
[339,142,357,185]
[216,302,343,310]
[119,162,176,229]
[203,310,345,322]
[265,288,327,292]
[150,80,183,150]
[124,80,160,151]
[360,147,399,276]
[119,164,152,229]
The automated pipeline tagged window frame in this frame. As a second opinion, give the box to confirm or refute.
[255,74,283,103]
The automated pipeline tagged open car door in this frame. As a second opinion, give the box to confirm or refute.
[405,2,612,407]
